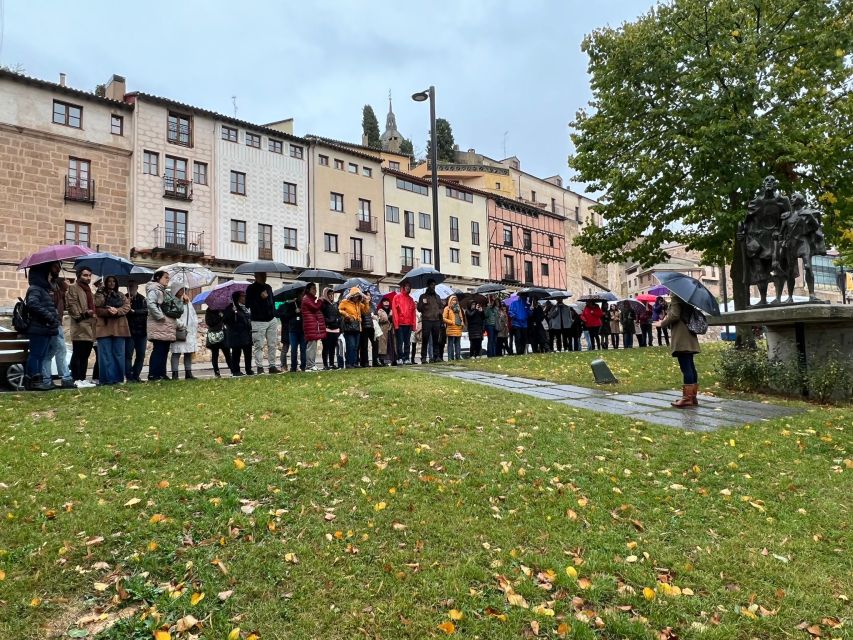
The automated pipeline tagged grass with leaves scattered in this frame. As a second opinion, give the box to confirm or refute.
[0,366,850,640]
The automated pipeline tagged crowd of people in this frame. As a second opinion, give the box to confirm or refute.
[20,262,681,390]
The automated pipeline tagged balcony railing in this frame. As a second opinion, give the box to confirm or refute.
[344,253,374,272]
[356,215,378,233]
[258,247,273,260]
[502,272,518,283]
[64,176,95,206]
[153,226,205,255]
[164,176,193,200]
[400,257,420,274]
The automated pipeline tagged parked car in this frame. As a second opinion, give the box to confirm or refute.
[0,326,71,390]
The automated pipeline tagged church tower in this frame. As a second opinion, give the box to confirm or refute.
[379,92,404,153]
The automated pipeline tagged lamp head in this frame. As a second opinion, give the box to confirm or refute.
[411,91,429,102]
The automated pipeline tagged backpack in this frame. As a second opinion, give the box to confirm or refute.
[161,292,184,319]
[12,296,30,332]
[685,306,708,335]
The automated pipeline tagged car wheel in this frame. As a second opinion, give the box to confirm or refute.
[5,363,25,391]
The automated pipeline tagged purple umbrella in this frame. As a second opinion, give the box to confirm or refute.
[18,244,94,269]
[199,280,251,310]
[648,285,669,296]
[505,294,520,307]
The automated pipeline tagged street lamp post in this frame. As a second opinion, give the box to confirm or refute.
[412,86,441,272]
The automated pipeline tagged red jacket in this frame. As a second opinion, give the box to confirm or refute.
[301,293,327,341]
[391,291,416,328]
[580,305,604,328]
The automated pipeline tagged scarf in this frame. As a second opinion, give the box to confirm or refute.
[79,282,95,314]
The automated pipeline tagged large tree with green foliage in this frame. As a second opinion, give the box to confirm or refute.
[427,118,457,163]
[399,137,414,158]
[362,105,381,150]
[570,0,853,313]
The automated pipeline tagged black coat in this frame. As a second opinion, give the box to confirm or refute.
[277,299,302,335]
[245,282,275,322]
[466,308,485,340]
[25,266,60,336]
[321,299,342,330]
[126,292,148,337]
[204,308,225,332]
[223,303,252,348]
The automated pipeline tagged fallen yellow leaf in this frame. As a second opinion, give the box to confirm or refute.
[532,604,555,616]
[154,630,171,640]
[149,513,167,524]
[437,621,455,635]
[93,582,109,592]
[0,570,5,581]
[191,592,205,606]
[374,502,387,511]
[157,480,170,489]
[228,629,241,640]
[577,577,592,590]
[449,609,464,620]
[233,458,246,470]
[124,497,141,507]
[147,541,158,552]
[643,587,656,601]
[557,622,571,637]
[565,566,578,579]
[30,597,42,607]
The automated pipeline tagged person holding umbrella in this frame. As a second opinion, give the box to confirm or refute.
[508,295,529,355]
[224,291,253,376]
[416,279,443,364]
[547,299,572,352]
[376,296,394,366]
[94,275,130,385]
[321,287,342,369]
[145,271,184,381]
[580,301,604,350]
[22,262,61,390]
[392,282,416,365]
[620,301,636,349]
[301,282,327,371]
[41,261,74,389]
[124,282,148,382]
[65,267,98,387]
[442,294,465,361]
[204,305,230,378]
[652,297,670,346]
[169,283,198,380]
[608,305,621,349]
[245,272,279,374]
[339,287,365,368]
[484,296,499,357]
[654,295,701,408]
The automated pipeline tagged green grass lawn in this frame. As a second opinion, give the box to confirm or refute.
[0,355,850,639]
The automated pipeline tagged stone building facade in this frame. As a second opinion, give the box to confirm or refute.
[0,70,133,301]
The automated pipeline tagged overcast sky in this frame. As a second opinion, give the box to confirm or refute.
[1,0,652,195]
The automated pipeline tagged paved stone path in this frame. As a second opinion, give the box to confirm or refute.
[427,368,801,431]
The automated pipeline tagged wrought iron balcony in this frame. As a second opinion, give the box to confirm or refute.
[344,253,374,272]
[153,226,205,255]
[356,215,378,233]
[164,176,193,201]
[64,176,95,206]
[400,257,420,274]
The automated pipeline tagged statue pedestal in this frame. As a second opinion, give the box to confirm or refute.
[709,304,853,398]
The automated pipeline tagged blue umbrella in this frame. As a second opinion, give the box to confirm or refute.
[73,252,134,277]
[654,272,720,316]
[192,289,211,305]
[399,266,445,289]
[333,277,372,293]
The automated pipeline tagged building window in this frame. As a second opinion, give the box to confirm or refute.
[402,246,415,268]
[419,212,431,230]
[230,171,246,195]
[193,161,208,185]
[446,186,473,202]
[548,235,554,247]
[283,227,297,250]
[167,111,192,146]
[524,260,534,284]
[350,237,363,260]
[450,248,460,263]
[164,208,187,247]
[575,206,581,223]
[319,154,329,166]
[290,144,304,159]
[551,198,556,213]
[165,155,187,180]
[523,229,532,251]
[531,190,537,202]
[503,224,513,247]
[324,233,338,253]
[246,132,261,148]
[541,262,550,276]
[389,161,400,171]
[385,205,400,223]
[269,139,283,154]
[111,114,123,136]
[68,157,90,187]
[330,192,344,212]
[471,252,481,267]
[404,211,415,238]
[231,219,246,243]
[258,224,273,258]
[222,126,238,142]
[397,177,428,196]
[503,255,515,281]
[362,166,372,178]
[283,182,297,205]
[52,100,82,128]
[471,221,480,245]
[65,221,90,246]
[143,151,159,175]
[449,216,459,242]
[495,181,501,190]
[348,162,358,174]
[358,199,371,221]
[334,159,344,170]
[421,248,433,265]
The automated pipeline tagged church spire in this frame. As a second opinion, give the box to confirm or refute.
[380,88,403,153]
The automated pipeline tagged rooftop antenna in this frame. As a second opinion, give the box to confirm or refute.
[232,96,237,118]
[503,131,509,159]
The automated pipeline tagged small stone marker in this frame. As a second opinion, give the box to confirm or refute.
[590,359,618,384]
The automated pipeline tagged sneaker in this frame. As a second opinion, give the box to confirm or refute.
[268,366,281,374]
[257,367,265,374]
[60,379,76,389]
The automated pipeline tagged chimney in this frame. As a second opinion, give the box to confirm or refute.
[362,133,369,146]
[59,73,66,87]
[467,148,475,153]
[104,74,126,101]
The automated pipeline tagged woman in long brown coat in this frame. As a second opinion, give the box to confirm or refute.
[655,296,700,408]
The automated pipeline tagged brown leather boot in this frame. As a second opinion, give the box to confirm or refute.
[671,384,698,408]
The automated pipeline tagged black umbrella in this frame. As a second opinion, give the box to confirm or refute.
[518,286,554,300]
[333,277,372,293]
[578,291,618,303]
[474,282,506,295]
[547,289,573,300]
[274,280,309,300]
[457,292,487,310]
[399,266,445,289]
[115,266,155,286]
[616,298,646,316]
[654,272,721,316]
[298,269,345,285]
[233,260,292,275]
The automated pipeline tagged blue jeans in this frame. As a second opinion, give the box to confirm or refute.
[395,325,412,362]
[26,333,52,380]
[98,336,125,384]
[485,325,497,357]
[289,330,306,371]
[42,327,71,382]
[677,353,698,384]
[148,340,170,380]
[344,332,360,367]
[623,332,634,348]
[447,335,461,360]
[125,334,147,380]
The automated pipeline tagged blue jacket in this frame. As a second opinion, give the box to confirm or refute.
[25,265,61,336]
[508,298,529,329]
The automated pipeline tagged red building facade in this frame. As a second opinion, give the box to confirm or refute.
[487,197,566,288]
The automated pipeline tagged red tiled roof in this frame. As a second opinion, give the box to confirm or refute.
[0,69,133,111]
